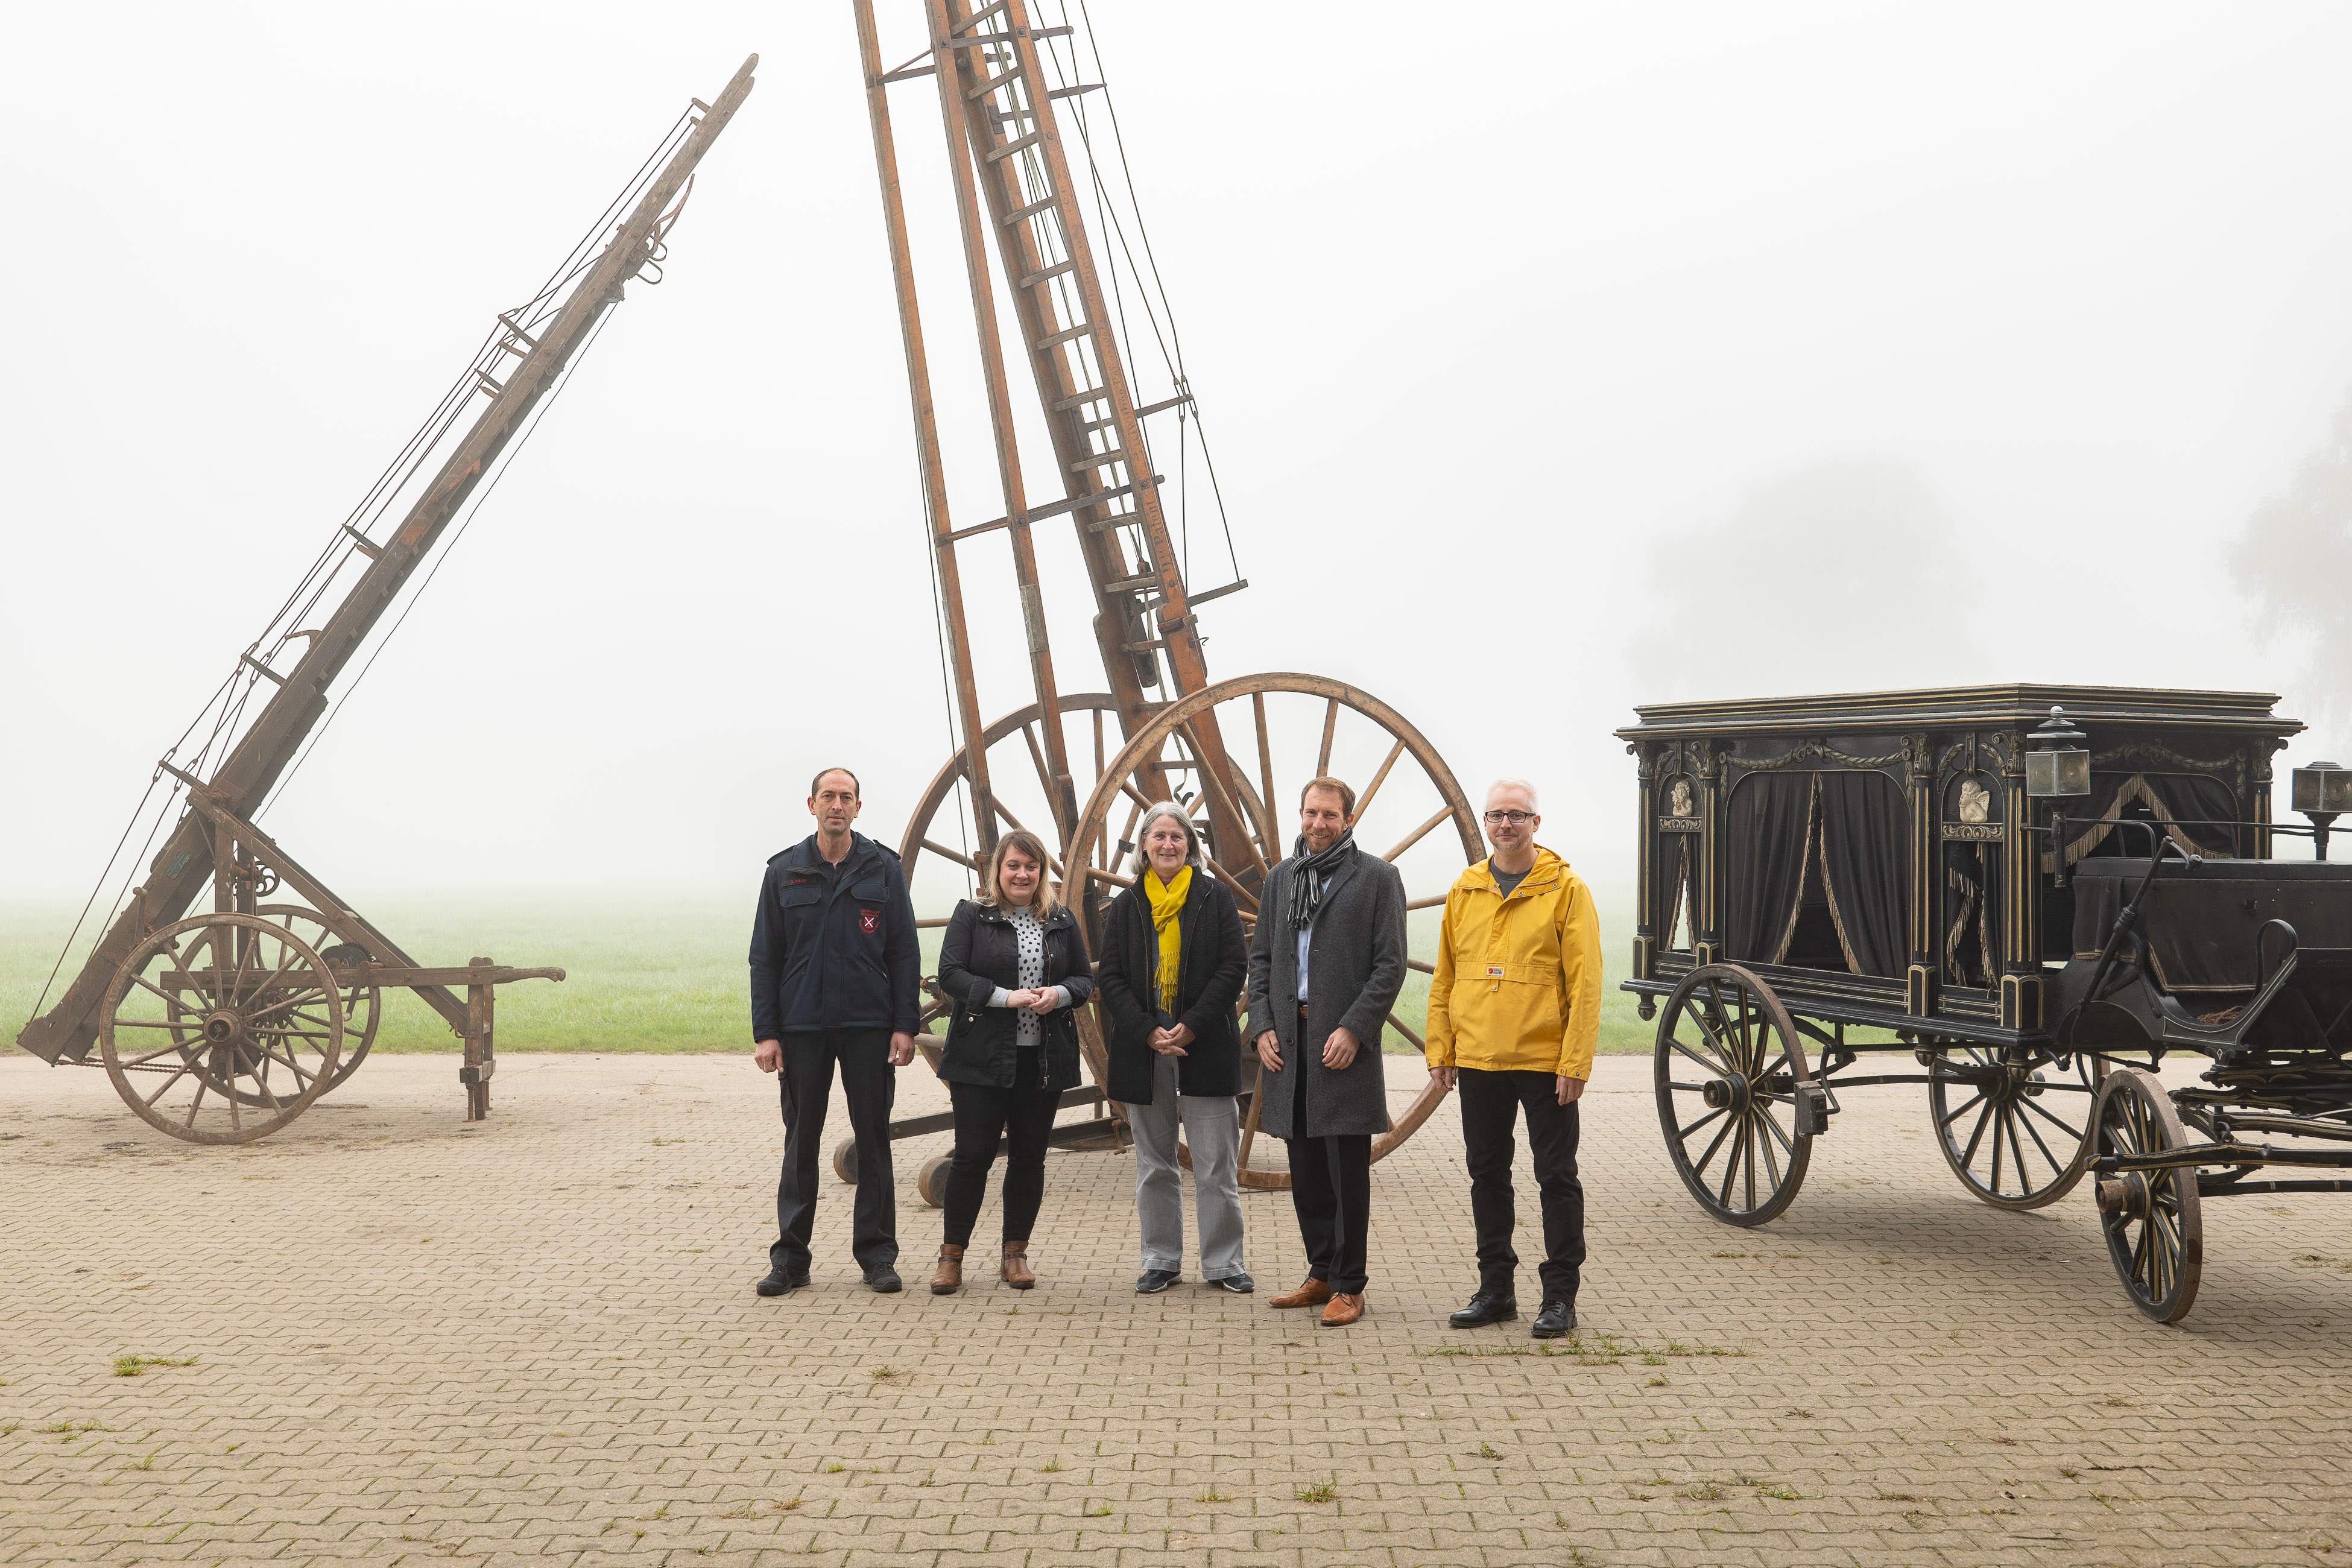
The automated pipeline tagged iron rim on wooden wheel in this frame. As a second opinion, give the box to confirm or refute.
[1064,672,1482,1190]
[96,912,344,1146]
[255,905,381,1096]
[1924,1043,2105,1210]
[899,694,1131,1103]
[1653,964,1813,1226]
[2090,1067,2203,1323]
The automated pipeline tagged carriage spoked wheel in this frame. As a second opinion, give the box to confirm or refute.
[1654,964,1813,1225]
[96,912,344,1146]
[2089,1067,2203,1323]
[1925,1043,2107,1209]
[1064,673,1483,1190]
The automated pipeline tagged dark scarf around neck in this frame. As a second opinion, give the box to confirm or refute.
[1289,829,1356,931]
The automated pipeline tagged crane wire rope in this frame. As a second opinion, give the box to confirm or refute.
[255,306,622,821]
[1037,2,1242,589]
[915,427,978,896]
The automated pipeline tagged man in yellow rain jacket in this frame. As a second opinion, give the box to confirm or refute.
[1425,777,1603,1338]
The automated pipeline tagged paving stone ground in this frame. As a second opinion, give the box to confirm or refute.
[4,1048,2350,1568]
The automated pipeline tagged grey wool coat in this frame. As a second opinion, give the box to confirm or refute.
[1245,844,1408,1139]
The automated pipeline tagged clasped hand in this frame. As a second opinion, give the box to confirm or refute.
[1148,1020,1194,1055]
[1254,1025,1358,1072]
[1003,986,1061,1016]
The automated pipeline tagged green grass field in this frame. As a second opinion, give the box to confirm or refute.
[1,894,1657,1059]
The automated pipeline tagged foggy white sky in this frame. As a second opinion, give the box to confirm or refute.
[7,1,2352,924]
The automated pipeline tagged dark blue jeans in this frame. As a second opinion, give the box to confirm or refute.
[772,1028,896,1275]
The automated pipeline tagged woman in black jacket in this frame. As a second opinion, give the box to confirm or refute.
[1097,801,1252,1294]
[930,829,1093,1292]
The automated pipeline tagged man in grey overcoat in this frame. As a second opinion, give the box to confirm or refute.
[1247,776,1408,1327]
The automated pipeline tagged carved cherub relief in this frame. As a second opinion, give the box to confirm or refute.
[1669,778,1694,818]
[1958,778,1991,824]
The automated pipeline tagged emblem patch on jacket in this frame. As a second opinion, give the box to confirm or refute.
[859,908,880,933]
[1485,964,1506,979]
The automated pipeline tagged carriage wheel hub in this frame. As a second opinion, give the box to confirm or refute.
[2096,1174,2152,1222]
[1701,1076,1748,1111]
[200,1010,245,1048]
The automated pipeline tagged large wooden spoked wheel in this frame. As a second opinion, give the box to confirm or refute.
[1064,673,1482,1190]
[895,694,1127,1119]
[1925,1043,2105,1210]
[97,912,344,1146]
[2090,1067,2203,1323]
[899,692,1125,899]
[1654,964,1813,1226]
[256,905,381,1096]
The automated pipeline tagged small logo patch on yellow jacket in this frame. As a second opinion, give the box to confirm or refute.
[1485,964,1505,979]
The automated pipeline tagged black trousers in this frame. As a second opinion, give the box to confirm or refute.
[773,1028,896,1275]
[1456,1066,1585,1303]
[1286,1132,1372,1293]
[941,1072,1060,1248]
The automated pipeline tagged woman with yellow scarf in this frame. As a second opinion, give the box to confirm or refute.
[1098,801,1251,1293]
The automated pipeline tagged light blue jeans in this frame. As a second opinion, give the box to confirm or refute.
[1128,1050,1246,1279]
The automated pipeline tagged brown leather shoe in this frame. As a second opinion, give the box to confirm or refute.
[1319,1291,1364,1327]
[929,1245,964,1295]
[1001,1242,1035,1289]
[1269,1277,1332,1309]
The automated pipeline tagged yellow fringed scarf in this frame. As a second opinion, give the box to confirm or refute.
[1143,865,1192,1015]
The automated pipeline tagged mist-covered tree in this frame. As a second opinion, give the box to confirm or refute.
[2228,385,2352,736]
[1631,458,1987,701]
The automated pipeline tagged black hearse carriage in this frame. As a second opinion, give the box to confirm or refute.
[1619,684,2352,1323]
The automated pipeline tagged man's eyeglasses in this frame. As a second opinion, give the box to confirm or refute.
[1482,809,1535,825]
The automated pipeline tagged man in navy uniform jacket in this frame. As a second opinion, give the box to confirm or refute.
[750,767,920,1296]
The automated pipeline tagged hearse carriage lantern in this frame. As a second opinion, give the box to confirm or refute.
[1620,684,2352,1323]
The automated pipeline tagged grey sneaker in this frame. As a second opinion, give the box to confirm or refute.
[1204,1271,1255,1294]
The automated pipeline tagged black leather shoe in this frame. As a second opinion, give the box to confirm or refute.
[1448,1291,1518,1328]
[1135,1268,1181,1294]
[1531,1298,1576,1338]
[863,1264,903,1294]
[1204,1271,1254,1294]
[754,1268,809,1298]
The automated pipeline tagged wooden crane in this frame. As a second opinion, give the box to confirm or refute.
[15,58,760,1143]
[851,1,1479,1193]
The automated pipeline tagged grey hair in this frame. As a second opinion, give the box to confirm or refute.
[1486,777,1540,812]
[1133,800,1206,873]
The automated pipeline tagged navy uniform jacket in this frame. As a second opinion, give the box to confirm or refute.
[748,832,921,1039]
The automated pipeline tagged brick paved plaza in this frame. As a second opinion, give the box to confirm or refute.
[4,1050,2349,1567]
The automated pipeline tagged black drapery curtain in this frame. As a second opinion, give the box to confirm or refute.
[1724,774,1816,966]
[2042,771,2242,869]
[1817,771,1909,977]
[1725,771,1911,978]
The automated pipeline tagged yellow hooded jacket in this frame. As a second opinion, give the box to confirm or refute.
[1424,845,1603,1080]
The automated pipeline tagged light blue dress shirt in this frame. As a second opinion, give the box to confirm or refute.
[1294,870,1330,1003]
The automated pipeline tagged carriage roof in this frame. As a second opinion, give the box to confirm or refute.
[1616,683,2301,745]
